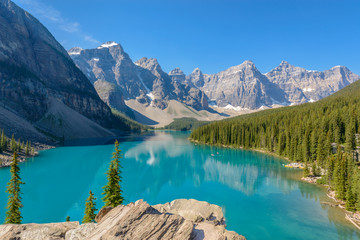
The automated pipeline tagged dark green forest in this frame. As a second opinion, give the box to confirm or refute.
[164,118,209,131]
[191,79,360,211]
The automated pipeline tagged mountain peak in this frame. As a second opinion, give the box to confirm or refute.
[68,47,83,55]
[169,67,184,76]
[97,41,120,49]
[330,65,346,70]
[243,60,255,65]
[191,68,202,74]
[238,60,256,70]
[135,57,159,67]
[279,60,291,67]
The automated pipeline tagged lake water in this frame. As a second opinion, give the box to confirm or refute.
[0,131,359,239]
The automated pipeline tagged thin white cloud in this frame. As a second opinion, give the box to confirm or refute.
[84,35,100,45]
[16,0,99,45]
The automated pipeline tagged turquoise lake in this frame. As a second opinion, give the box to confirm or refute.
[0,131,359,239]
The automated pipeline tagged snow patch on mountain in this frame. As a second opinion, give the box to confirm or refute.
[302,88,314,92]
[97,42,119,49]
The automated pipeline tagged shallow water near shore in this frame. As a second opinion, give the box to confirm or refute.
[0,131,359,239]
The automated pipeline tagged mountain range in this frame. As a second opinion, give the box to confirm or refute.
[69,42,359,125]
[0,0,359,142]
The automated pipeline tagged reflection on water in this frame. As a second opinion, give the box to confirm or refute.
[0,131,359,239]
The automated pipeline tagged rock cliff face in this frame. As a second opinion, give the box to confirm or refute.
[187,61,288,109]
[266,61,360,104]
[69,44,209,111]
[186,61,359,109]
[70,39,359,117]
[0,0,115,141]
[0,199,246,240]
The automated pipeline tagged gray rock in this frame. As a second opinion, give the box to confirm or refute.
[266,61,360,104]
[0,199,246,240]
[187,61,288,109]
[69,45,209,111]
[65,223,96,240]
[169,67,186,83]
[0,222,79,240]
[0,0,114,142]
[94,206,113,223]
[153,199,225,225]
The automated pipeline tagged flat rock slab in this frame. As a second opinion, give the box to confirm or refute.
[0,199,246,240]
[0,222,79,240]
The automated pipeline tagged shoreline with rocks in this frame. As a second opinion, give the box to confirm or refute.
[0,143,55,168]
[301,175,360,230]
[190,138,360,232]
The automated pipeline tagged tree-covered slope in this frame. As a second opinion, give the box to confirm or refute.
[191,78,360,210]
[164,118,209,131]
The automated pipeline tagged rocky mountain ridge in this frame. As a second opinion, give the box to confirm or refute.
[186,60,289,109]
[69,43,208,113]
[265,61,359,104]
[186,61,359,109]
[70,42,359,117]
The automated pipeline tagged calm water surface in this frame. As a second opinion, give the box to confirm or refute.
[0,131,359,239]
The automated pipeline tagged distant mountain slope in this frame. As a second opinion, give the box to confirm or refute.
[187,61,359,109]
[0,0,117,141]
[187,61,288,109]
[69,43,208,113]
[266,61,359,104]
[69,40,359,126]
[190,69,360,153]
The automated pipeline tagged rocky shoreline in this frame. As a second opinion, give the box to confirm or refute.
[301,175,360,230]
[191,139,360,232]
[0,199,246,240]
[0,143,55,168]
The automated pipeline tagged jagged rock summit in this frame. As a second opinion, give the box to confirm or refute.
[69,42,209,113]
[266,61,359,104]
[187,60,288,109]
[69,40,359,125]
[0,199,246,240]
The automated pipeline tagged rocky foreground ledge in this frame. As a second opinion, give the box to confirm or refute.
[0,199,245,240]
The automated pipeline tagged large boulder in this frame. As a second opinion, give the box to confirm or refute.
[0,199,246,240]
[0,222,79,240]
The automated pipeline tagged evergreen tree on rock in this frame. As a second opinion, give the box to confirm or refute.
[83,191,97,223]
[102,140,124,207]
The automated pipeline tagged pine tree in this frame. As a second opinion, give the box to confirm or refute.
[345,118,356,153]
[334,153,347,200]
[310,131,318,161]
[5,152,24,224]
[10,134,16,153]
[346,182,356,212]
[1,130,7,151]
[17,139,22,152]
[303,161,310,177]
[82,191,97,223]
[25,141,30,156]
[102,140,124,207]
[302,132,310,162]
[316,131,327,167]
[311,161,318,176]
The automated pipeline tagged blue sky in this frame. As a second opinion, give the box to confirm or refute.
[12,0,360,75]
